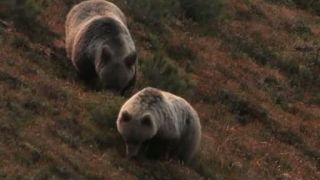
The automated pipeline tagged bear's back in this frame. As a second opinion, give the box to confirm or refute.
[66,0,126,29]
[65,0,126,58]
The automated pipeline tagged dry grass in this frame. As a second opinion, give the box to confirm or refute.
[0,0,319,179]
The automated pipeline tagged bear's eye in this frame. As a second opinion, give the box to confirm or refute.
[121,111,131,122]
[124,52,137,68]
[141,115,152,127]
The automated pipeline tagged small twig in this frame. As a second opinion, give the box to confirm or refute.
[0,19,9,28]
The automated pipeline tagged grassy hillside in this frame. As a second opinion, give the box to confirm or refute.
[0,0,319,179]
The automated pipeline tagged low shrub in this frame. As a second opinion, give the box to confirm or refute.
[221,32,319,91]
[290,22,313,35]
[125,0,224,26]
[179,0,224,22]
[166,44,198,73]
[267,0,320,15]
[10,36,31,51]
[141,53,194,96]
[167,44,196,61]
[3,0,57,42]
[216,89,268,124]
[86,98,124,128]
[292,0,320,15]
[125,0,179,26]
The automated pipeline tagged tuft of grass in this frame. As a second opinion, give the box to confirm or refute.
[267,0,320,15]
[275,130,304,146]
[191,158,217,179]
[0,98,34,127]
[2,0,58,43]
[216,64,237,80]
[220,32,319,91]
[167,44,196,62]
[267,155,292,171]
[35,164,73,179]
[93,130,121,150]
[23,97,48,115]
[264,76,279,85]
[220,33,278,66]
[10,35,31,51]
[85,97,125,149]
[216,89,268,124]
[141,53,195,96]
[190,154,248,179]
[0,70,28,89]
[292,0,320,15]
[86,98,124,128]
[309,93,320,105]
[148,32,163,51]
[15,142,42,166]
[111,158,193,180]
[302,149,320,168]
[49,116,83,148]
[166,44,198,73]
[234,1,266,21]
[36,83,70,101]
[125,0,180,27]
[179,0,224,22]
[125,0,224,27]
[211,88,315,165]
[290,21,313,36]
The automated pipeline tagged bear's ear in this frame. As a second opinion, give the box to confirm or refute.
[124,52,137,68]
[121,111,131,123]
[141,114,152,127]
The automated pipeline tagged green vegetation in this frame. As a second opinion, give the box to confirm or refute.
[179,0,224,22]
[220,32,320,92]
[167,44,195,62]
[86,97,124,128]
[209,87,318,166]
[192,157,228,179]
[0,0,57,42]
[125,0,224,25]
[292,0,320,15]
[216,89,268,124]
[10,35,31,51]
[290,21,313,36]
[141,53,194,96]
[0,0,319,179]
[166,44,198,73]
[267,0,320,15]
[125,0,179,27]
[309,93,320,105]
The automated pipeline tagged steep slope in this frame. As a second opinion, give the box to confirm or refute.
[0,0,319,179]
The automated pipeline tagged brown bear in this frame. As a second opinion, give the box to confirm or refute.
[65,0,137,94]
[117,87,201,162]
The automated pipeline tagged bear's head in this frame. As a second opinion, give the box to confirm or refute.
[94,18,137,95]
[116,110,157,158]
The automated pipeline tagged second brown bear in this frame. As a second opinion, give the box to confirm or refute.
[65,0,137,94]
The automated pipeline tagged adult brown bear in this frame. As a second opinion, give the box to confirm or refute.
[65,0,137,94]
[117,87,201,162]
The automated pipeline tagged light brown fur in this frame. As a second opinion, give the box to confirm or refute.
[117,87,201,162]
[65,0,137,93]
